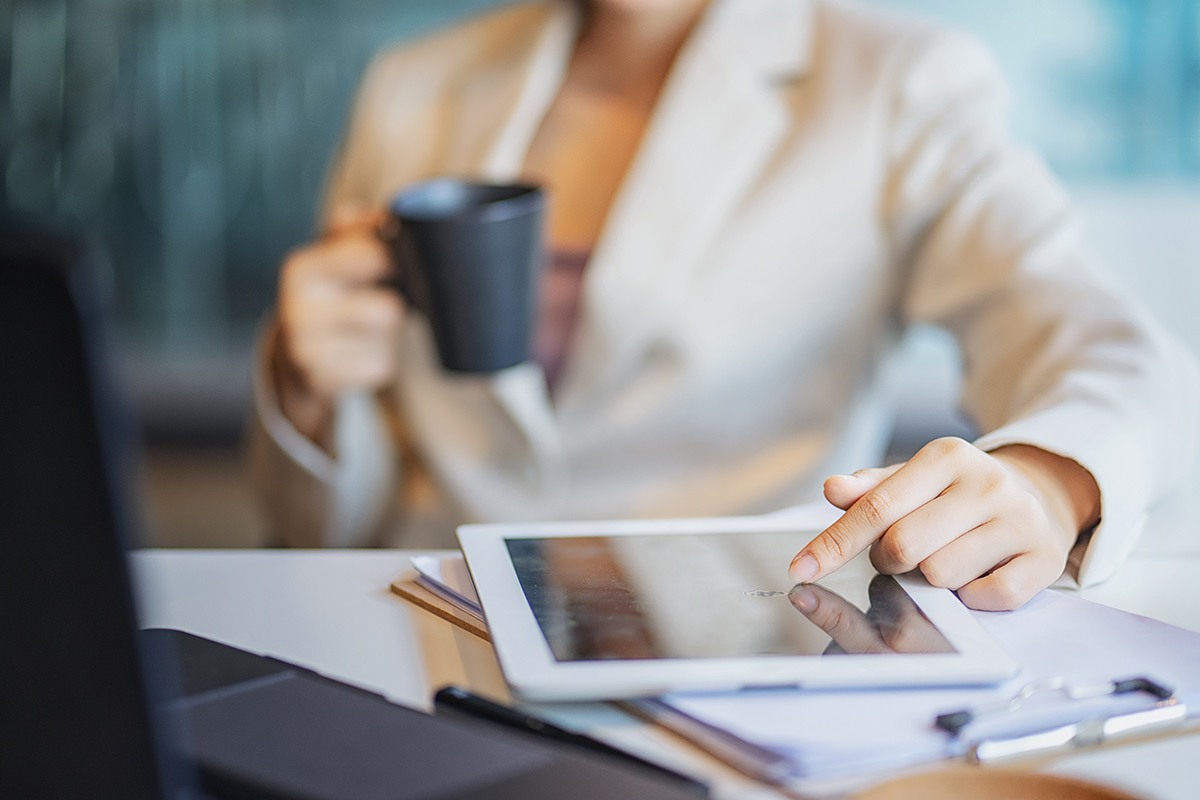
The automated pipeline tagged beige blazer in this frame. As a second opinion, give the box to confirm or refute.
[249,0,1198,586]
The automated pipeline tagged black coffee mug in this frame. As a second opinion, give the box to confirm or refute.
[382,179,545,373]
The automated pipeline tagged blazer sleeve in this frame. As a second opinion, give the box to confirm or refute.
[882,29,1200,586]
[246,44,426,547]
[246,321,398,548]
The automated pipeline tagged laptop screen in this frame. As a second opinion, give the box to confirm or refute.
[0,214,185,799]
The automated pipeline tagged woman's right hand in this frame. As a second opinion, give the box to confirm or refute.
[273,206,404,447]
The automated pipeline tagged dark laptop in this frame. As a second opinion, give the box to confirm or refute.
[0,213,707,800]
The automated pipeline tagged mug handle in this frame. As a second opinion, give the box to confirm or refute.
[375,216,431,315]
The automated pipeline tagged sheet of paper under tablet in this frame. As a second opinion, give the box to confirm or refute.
[660,589,1200,781]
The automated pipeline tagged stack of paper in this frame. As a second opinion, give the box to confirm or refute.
[411,553,1200,786]
[411,554,482,617]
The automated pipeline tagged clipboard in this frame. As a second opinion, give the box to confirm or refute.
[391,572,490,641]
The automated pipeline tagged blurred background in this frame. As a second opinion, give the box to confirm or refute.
[2,0,1198,549]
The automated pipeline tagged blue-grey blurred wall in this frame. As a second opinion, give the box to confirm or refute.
[2,0,498,440]
[3,0,1198,444]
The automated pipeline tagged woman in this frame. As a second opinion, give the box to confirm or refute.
[249,0,1198,610]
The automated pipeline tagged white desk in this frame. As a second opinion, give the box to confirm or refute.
[131,550,1200,800]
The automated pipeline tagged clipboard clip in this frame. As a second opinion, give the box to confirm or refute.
[968,701,1187,764]
[934,676,1186,764]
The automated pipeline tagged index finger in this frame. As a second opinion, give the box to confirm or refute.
[324,202,387,238]
[788,448,958,584]
[291,233,394,287]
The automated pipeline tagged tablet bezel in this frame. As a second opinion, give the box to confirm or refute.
[458,515,1019,701]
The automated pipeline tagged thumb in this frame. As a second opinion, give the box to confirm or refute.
[823,464,904,510]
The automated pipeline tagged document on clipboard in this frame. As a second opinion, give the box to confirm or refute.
[644,589,1200,785]
[402,552,1200,788]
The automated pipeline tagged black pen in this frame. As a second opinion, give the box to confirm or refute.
[433,686,709,796]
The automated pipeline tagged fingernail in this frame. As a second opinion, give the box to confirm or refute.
[789,553,819,584]
[791,587,818,612]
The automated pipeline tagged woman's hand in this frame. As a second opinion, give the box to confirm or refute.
[788,438,1101,611]
[273,206,404,448]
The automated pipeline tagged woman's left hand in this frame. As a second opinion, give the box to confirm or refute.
[788,438,1101,611]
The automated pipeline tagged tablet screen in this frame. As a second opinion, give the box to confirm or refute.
[504,531,955,662]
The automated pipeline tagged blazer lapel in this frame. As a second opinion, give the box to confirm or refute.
[422,0,815,510]
[433,2,578,515]
[558,0,815,409]
[442,2,579,179]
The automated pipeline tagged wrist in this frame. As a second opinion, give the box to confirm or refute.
[270,328,335,451]
[990,444,1101,546]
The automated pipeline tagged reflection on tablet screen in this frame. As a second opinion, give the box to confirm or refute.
[505,532,955,662]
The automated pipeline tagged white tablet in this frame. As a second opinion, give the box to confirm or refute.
[458,516,1019,702]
